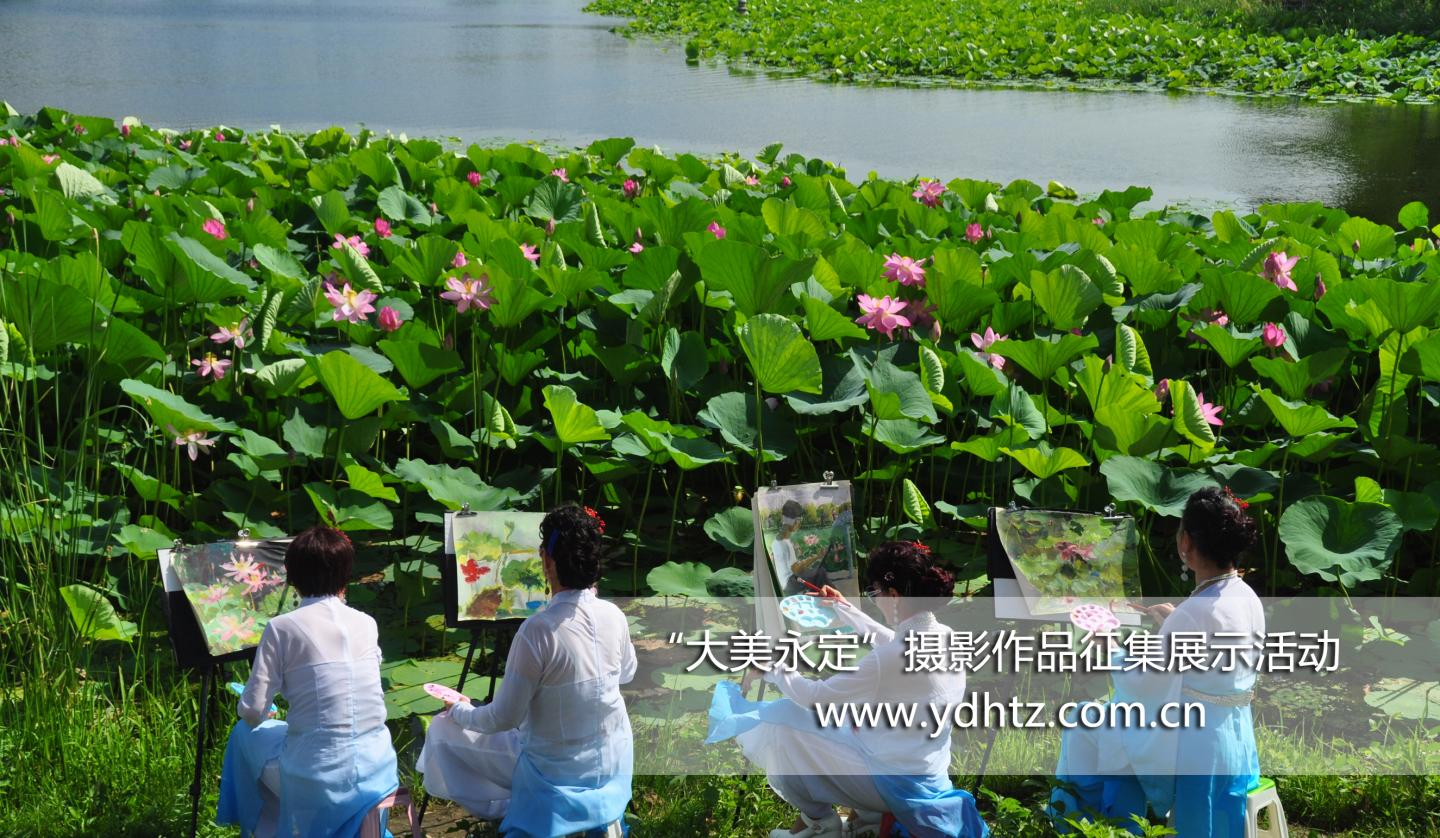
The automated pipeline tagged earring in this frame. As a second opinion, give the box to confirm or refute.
[1179,551,1190,582]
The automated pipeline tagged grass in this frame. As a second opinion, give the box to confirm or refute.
[585,0,1440,102]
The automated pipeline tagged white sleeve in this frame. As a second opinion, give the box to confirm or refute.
[831,600,894,645]
[619,621,637,686]
[448,628,542,734]
[239,623,282,728]
[764,644,881,708]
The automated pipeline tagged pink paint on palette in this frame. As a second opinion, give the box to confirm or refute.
[424,682,468,704]
[1069,603,1120,634]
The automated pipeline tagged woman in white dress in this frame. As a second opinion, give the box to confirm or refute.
[708,540,990,838]
[417,504,635,838]
[1049,487,1266,836]
[216,526,399,837]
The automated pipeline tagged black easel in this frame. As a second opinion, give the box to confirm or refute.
[189,663,221,838]
[416,622,516,825]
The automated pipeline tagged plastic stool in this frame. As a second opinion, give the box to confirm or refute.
[1246,777,1289,838]
[360,786,421,838]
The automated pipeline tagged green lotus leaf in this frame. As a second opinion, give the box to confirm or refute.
[647,560,714,597]
[60,584,136,643]
[1168,379,1217,449]
[738,313,823,395]
[543,384,611,447]
[1256,389,1356,438]
[704,507,755,553]
[309,350,404,420]
[1101,456,1219,517]
[120,379,238,433]
[1278,496,1402,587]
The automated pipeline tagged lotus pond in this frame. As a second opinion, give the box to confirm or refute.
[3,0,1440,221]
[2,106,1440,834]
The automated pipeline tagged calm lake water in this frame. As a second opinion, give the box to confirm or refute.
[3,0,1438,220]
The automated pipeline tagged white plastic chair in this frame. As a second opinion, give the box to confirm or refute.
[1245,777,1289,838]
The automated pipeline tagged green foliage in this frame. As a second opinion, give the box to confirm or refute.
[587,0,1440,102]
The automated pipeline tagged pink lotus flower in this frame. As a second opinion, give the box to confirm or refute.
[855,294,912,340]
[211,320,251,349]
[214,130,226,142]
[452,251,468,268]
[239,566,276,595]
[964,223,985,243]
[178,139,192,151]
[73,124,86,136]
[41,154,59,165]
[545,219,556,236]
[377,306,403,332]
[441,273,494,314]
[1092,216,1106,226]
[374,217,392,238]
[520,243,540,263]
[707,221,726,239]
[906,300,941,340]
[970,327,1007,370]
[629,229,644,254]
[1351,239,1361,255]
[201,583,228,604]
[323,282,378,324]
[1154,378,1170,402]
[246,197,255,213]
[1262,251,1299,292]
[781,176,792,188]
[764,397,780,411]
[1314,274,1327,300]
[912,180,946,207]
[550,168,568,182]
[192,353,232,380]
[331,234,370,258]
[622,178,640,199]
[804,534,820,546]
[120,124,132,138]
[883,253,926,287]
[216,614,257,644]
[744,175,759,186]
[167,426,217,461]
[202,218,227,240]
[1262,322,1286,348]
[467,171,483,187]
[1196,391,1224,427]
[1198,309,1229,328]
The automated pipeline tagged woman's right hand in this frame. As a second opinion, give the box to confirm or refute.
[809,584,850,608]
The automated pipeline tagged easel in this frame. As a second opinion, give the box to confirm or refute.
[160,532,291,838]
[417,505,528,826]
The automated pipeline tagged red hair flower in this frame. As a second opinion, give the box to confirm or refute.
[1223,486,1249,509]
[911,540,931,555]
[583,506,606,534]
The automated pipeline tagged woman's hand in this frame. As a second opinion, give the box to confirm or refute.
[442,696,473,712]
[740,664,766,694]
[809,584,850,608]
[1130,602,1176,625]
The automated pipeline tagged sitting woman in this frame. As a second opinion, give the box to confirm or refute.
[708,540,990,838]
[417,504,635,838]
[216,526,399,837]
[1049,487,1266,836]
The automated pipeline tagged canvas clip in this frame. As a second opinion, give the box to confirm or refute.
[235,528,258,549]
[821,470,837,488]
[457,502,476,518]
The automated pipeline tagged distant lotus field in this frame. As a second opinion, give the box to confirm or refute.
[1,103,1439,667]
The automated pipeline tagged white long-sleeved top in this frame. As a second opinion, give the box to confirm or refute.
[239,594,388,733]
[764,601,965,777]
[448,588,636,780]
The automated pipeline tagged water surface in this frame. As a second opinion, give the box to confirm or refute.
[3,0,1437,219]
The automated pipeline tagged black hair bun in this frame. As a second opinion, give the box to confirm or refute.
[540,504,604,589]
[1182,487,1258,569]
[865,541,954,599]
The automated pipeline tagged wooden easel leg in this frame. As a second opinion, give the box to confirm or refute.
[418,627,485,827]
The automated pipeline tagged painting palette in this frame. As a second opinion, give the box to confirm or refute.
[424,682,469,704]
[780,594,835,629]
[1069,603,1121,634]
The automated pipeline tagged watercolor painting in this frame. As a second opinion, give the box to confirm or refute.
[753,482,859,599]
[448,512,550,622]
[161,540,298,657]
[992,508,1140,615]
